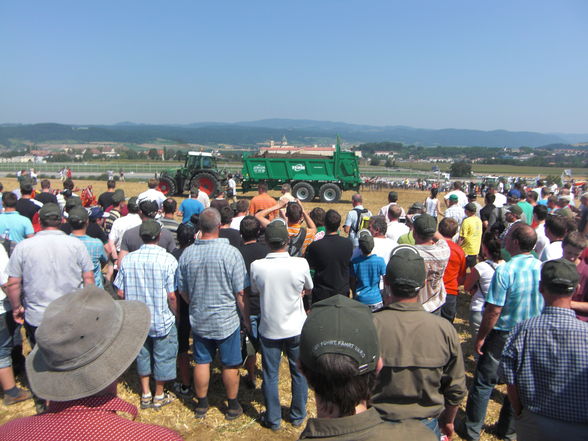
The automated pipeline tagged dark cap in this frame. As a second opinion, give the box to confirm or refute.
[88,206,108,220]
[413,213,437,237]
[507,189,521,200]
[265,219,289,244]
[386,245,426,294]
[358,229,374,255]
[409,202,424,211]
[127,196,139,212]
[65,197,82,212]
[112,189,125,204]
[139,200,159,218]
[139,219,161,241]
[506,205,523,216]
[464,202,477,213]
[300,295,379,375]
[468,193,477,199]
[67,206,89,223]
[39,203,62,221]
[541,258,579,294]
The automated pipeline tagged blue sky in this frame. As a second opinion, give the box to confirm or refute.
[1,0,587,133]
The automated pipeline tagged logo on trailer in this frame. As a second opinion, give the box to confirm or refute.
[292,164,306,172]
[253,164,266,174]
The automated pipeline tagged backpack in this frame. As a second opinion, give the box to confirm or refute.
[288,227,307,257]
[352,208,370,233]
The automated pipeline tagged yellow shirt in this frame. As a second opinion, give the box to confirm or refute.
[460,215,482,256]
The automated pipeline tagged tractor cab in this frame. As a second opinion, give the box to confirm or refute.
[184,151,217,170]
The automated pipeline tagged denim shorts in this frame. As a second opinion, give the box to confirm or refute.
[248,315,260,352]
[0,312,14,369]
[136,325,178,382]
[193,327,242,367]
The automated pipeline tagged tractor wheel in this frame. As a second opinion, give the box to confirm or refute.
[319,183,342,203]
[158,176,177,196]
[190,172,220,197]
[292,182,315,202]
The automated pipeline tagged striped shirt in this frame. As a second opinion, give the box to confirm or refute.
[500,307,588,423]
[114,244,177,338]
[71,234,107,288]
[177,238,248,340]
[486,253,543,331]
[288,223,315,256]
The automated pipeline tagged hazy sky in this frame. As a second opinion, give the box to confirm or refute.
[1,0,587,133]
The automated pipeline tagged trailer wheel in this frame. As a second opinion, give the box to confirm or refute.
[190,172,220,197]
[293,182,315,202]
[158,176,177,196]
[319,183,341,203]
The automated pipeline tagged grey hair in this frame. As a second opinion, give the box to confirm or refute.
[199,208,221,233]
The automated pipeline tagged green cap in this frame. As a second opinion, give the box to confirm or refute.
[386,245,426,295]
[358,229,374,255]
[300,295,379,375]
[39,203,62,221]
[541,258,579,294]
[65,197,82,212]
[464,202,477,213]
[67,206,89,223]
[448,194,458,201]
[413,213,437,237]
[265,219,289,244]
[139,219,161,241]
[112,189,125,204]
[506,205,523,216]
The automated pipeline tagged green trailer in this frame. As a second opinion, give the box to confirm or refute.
[240,143,361,202]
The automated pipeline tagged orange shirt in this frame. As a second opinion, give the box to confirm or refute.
[248,193,277,220]
[288,223,316,256]
[443,240,467,296]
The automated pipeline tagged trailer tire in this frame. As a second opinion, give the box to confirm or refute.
[190,172,220,197]
[293,182,315,202]
[319,183,341,203]
[158,176,177,196]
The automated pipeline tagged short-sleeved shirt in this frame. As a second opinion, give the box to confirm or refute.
[460,215,482,256]
[120,224,176,254]
[539,240,563,262]
[413,239,450,312]
[444,240,466,296]
[98,191,115,210]
[486,253,543,331]
[7,230,93,327]
[35,192,58,205]
[248,193,277,219]
[499,307,588,423]
[72,234,108,288]
[288,223,315,256]
[179,198,204,223]
[344,206,372,247]
[239,241,270,316]
[137,188,166,209]
[517,200,534,225]
[444,204,465,225]
[109,214,142,251]
[444,190,468,207]
[177,238,247,340]
[0,212,34,243]
[115,244,177,337]
[15,198,41,221]
[351,254,386,306]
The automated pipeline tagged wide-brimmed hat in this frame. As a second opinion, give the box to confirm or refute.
[26,286,150,401]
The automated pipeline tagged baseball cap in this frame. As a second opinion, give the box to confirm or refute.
[448,194,458,202]
[507,189,521,199]
[468,193,477,199]
[464,202,477,213]
[112,189,125,204]
[557,194,572,202]
[413,213,437,237]
[541,258,579,294]
[67,206,89,223]
[300,295,379,375]
[65,197,82,212]
[409,202,424,211]
[265,219,289,244]
[139,199,159,218]
[139,219,161,241]
[386,245,426,295]
[358,229,374,255]
[88,206,109,221]
[39,203,62,221]
[506,205,523,216]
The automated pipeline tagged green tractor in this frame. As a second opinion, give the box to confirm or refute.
[157,151,227,197]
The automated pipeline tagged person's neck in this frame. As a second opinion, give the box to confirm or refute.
[164,213,174,219]
[42,227,60,231]
[200,232,219,240]
[244,239,257,245]
[3,208,16,212]
[315,395,368,419]
[21,194,32,199]
[42,189,51,193]
[545,294,572,309]
[72,229,87,236]
[391,295,419,304]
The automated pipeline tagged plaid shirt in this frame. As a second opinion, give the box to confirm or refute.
[486,253,544,331]
[177,238,247,340]
[500,307,588,423]
[114,245,177,338]
[71,234,107,288]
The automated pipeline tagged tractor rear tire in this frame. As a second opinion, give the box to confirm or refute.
[293,182,315,202]
[190,172,220,197]
[319,183,342,203]
[158,176,177,196]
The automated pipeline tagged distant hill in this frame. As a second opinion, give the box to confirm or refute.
[0,120,586,149]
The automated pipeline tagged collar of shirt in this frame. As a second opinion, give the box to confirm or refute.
[47,395,137,419]
[300,407,384,439]
[542,306,577,318]
[138,243,165,251]
[194,238,229,245]
[383,302,425,312]
[265,252,290,259]
[36,230,66,237]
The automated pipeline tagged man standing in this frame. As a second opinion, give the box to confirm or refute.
[460,202,483,268]
[250,220,313,430]
[533,204,549,257]
[34,179,58,205]
[305,209,353,305]
[6,203,94,344]
[444,181,468,208]
[248,182,276,220]
[439,218,467,323]
[344,194,372,248]
[0,192,34,244]
[372,245,466,439]
[278,183,296,204]
[15,178,42,221]
[457,223,543,441]
[109,196,141,262]
[115,220,178,410]
[179,187,205,223]
[517,190,537,225]
[539,214,567,262]
[138,178,166,209]
[104,189,125,234]
[177,208,249,420]
[379,191,406,221]
[98,180,116,210]
[385,205,410,242]
[160,198,180,246]
[226,174,237,203]
[499,258,588,441]
[444,194,465,225]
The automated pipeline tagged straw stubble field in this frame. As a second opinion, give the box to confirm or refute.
[0,178,505,440]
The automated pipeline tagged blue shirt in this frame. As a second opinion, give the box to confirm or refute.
[114,244,178,338]
[0,211,34,243]
[71,234,107,288]
[486,253,543,331]
[179,198,204,223]
[499,307,588,423]
[177,238,247,340]
[351,254,386,306]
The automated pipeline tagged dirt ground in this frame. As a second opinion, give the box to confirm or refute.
[0,178,507,440]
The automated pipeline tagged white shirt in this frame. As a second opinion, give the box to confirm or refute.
[138,188,166,209]
[197,192,210,208]
[385,221,409,242]
[109,213,142,251]
[540,240,563,262]
[279,192,296,204]
[470,260,502,312]
[493,192,507,208]
[228,178,236,192]
[230,215,245,231]
[444,204,466,225]
[250,252,313,340]
[534,223,549,257]
[444,190,468,208]
[379,203,406,221]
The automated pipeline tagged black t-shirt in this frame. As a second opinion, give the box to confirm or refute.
[35,192,58,205]
[98,192,115,210]
[15,198,40,221]
[219,228,244,249]
[239,241,269,316]
[479,203,495,223]
[305,234,353,304]
[59,222,108,244]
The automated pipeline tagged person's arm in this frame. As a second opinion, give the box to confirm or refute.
[439,405,459,439]
[6,277,24,324]
[236,289,250,332]
[463,267,481,294]
[506,384,522,416]
[475,303,502,355]
[255,199,287,227]
[82,270,95,287]
[571,300,588,313]
[117,289,125,299]
[118,249,128,264]
[167,291,177,315]
[297,200,316,231]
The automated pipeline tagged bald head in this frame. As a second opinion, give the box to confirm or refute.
[352,194,363,206]
[509,223,537,253]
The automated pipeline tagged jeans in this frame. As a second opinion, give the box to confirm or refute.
[462,330,515,440]
[260,334,308,429]
[0,312,14,369]
[136,325,178,382]
[441,294,457,323]
[419,417,441,438]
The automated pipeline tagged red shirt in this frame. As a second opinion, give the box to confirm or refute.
[0,395,183,441]
[443,240,467,296]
